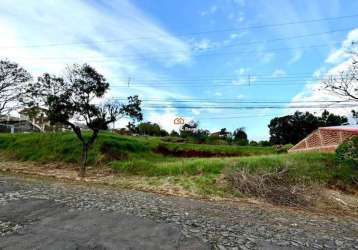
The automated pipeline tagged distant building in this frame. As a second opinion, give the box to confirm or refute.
[288,125,358,153]
[210,131,231,138]
[0,116,41,133]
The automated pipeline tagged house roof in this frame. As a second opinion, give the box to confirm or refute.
[319,125,358,133]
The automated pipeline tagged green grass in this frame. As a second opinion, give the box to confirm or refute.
[111,152,357,185]
[156,142,275,156]
[225,153,357,185]
[1,132,356,198]
[0,132,274,164]
[0,132,151,164]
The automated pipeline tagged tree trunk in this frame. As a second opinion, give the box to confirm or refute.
[79,142,88,177]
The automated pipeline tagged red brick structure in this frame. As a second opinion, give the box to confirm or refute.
[288,126,358,153]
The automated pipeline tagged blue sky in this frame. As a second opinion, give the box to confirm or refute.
[0,0,357,140]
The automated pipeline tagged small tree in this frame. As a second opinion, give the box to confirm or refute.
[25,64,142,177]
[180,120,199,138]
[0,60,31,115]
[233,127,248,145]
[352,110,358,124]
[170,130,179,137]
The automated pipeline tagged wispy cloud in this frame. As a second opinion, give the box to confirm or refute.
[272,69,286,77]
[325,29,358,64]
[0,0,192,71]
[200,5,218,16]
[289,29,358,119]
[0,0,195,127]
[288,50,303,64]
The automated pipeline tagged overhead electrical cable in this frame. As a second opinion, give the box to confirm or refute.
[1,13,357,49]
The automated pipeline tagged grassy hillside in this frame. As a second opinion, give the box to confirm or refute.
[1,132,356,205]
[0,132,275,164]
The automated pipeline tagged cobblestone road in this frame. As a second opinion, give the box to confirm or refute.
[0,175,357,249]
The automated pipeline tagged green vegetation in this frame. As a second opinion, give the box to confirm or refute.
[0,132,356,204]
[336,136,358,170]
[225,153,356,185]
[0,132,273,164]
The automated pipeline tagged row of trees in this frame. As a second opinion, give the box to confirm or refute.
[118,120,251,145]
[179,121,250,144]
[268,110,349,145]
[0,60,142,176]
[126,109,349,147]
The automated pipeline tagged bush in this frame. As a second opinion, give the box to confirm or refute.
[336,136,358,170]
[225,167,310,206]
[273,144,293,154]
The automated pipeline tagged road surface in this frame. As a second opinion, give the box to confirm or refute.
[0,175,357,249]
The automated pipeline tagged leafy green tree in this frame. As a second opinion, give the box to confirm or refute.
[25,64,142,176]
[233,127,248,145]
[219,128,231,139]
[137,122,161,136]
[160,129,169,137]
[180,120,199,138]
[336,136,358,170]
[352,110,358,124]
[179,121,209,143]
[320,109,348,126]
[269,110,347,145]
[0,60,31,115]
[170,130,179,137]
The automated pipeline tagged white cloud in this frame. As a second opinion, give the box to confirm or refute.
[325,29,358,64]
[272,69,286,78]
[290,29,358,120]
[214,92,222,96]
[232,67,256,85]
[256,45,275,64]
[147,109,192,132]
[0,0,196,122]
[0,0,191,75]
[191,109,201,115]
[288,50,303,64]
[193,39,212,50]
[200,5,218,16]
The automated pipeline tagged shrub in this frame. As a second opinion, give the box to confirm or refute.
[336,136,358,170]
[225,167,311,206]
[273,144,293,154]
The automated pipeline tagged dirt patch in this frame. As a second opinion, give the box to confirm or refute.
[155,145,240,158]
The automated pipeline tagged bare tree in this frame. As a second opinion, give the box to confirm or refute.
[323,42,358,101]
[0,60,31,115]
[323,42,358,124]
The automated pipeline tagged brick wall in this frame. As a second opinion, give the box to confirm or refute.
[289,128,358,153]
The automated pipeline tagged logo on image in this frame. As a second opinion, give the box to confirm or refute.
[174,117,185,125]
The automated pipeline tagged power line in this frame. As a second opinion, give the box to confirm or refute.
[5,29,351,61]
[108,75,353,85]
[200,114,282,119]
[141,104,358,110]
[5,40,347,62]
[111,72,352,82]
[109,82,351,88]
[111,75,348,82]
[111,98,358,104]
[2,14,358,49]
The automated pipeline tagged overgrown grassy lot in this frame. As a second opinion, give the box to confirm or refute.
[0,132,275,164]
[0,132,356,205]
